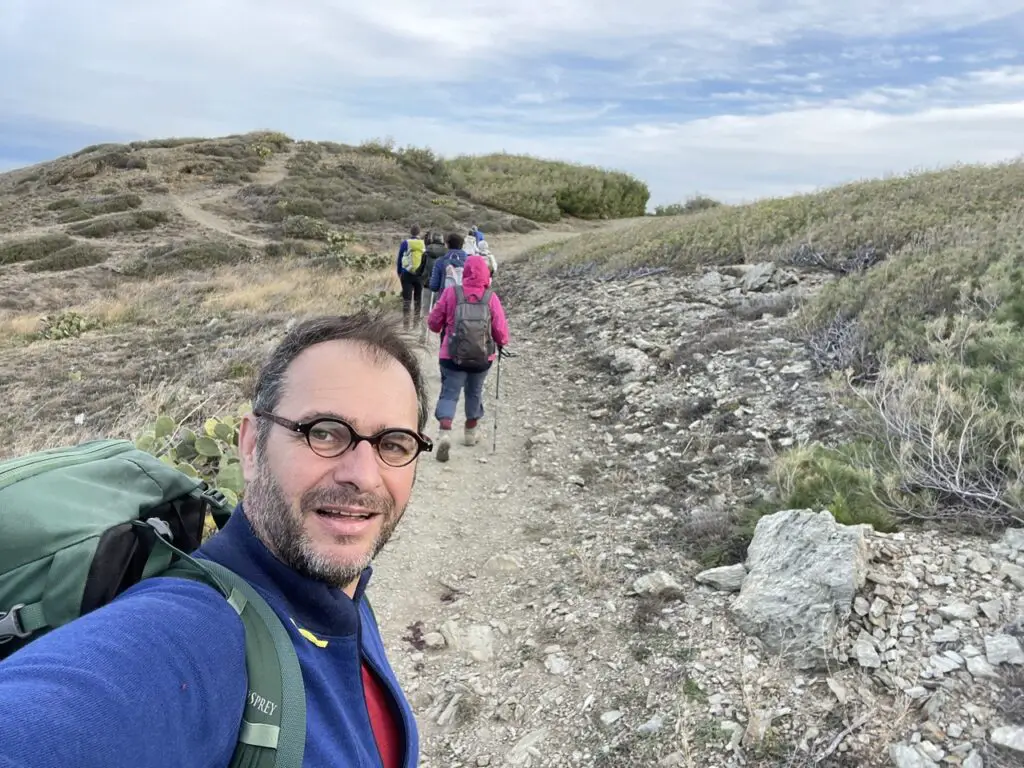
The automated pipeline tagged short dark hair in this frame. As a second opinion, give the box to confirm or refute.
[252,312,429,453]
[446,232,464,249]
[410,224,421,237]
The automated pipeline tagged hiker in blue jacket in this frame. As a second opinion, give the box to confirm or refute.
[428,232,468,296]
[0,313,432,768]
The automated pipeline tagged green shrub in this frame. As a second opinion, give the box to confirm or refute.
[307,231,391,271]
[122,239,254,277]
[835,323,1024,530]
[447,152,650,221]
[770,442,898,531]
[653,196,723,216]
[38,310,95,340]
[46,197,80,211]
[282,215,330,240]
[134,407,249,532]
[800,213,1024,378]
[23,243,110,272]
[57,208,93,223]
[68,209,168,238]
[264,239,315,259]
[281,198,326,219]
[56,193,144,223]
[0,233,75,264]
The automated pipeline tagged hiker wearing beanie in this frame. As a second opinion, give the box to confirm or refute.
[477,240,497,277]
[427,254,510,461]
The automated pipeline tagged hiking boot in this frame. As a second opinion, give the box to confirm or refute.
[464,425,478,446]
[436,431,451,462]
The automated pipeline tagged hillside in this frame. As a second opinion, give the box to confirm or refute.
[0,131,648,245]
[0,136,1022,768]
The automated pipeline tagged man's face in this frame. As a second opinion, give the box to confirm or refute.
[238,339,421,592]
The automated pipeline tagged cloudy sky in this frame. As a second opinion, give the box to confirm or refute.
[2,1,1024,206]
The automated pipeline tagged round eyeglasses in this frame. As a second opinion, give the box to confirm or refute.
[253,410,432,467]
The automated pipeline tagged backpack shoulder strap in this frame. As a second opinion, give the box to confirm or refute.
[166,557,306,768]
[454,285,466,303]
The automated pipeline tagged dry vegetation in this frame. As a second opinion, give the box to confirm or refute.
[521,157,1024,537]
[446,150,650,222]
[235,137,648,235]
[0,129,646,464]
[4,128,1022,544]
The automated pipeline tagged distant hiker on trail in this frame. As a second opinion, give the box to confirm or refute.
[396,224,426,330]
[421,232,448,314]
[428,232,468,302]
[0,313,429,768]
[477,239,497,277]
[427,254,510,462]
[469,225,485,245]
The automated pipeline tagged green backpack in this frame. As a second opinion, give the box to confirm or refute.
[0,438,306,768]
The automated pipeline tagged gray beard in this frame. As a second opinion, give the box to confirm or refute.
[243,464,401,590]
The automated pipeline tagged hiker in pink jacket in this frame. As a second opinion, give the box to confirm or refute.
[427,254,510,462]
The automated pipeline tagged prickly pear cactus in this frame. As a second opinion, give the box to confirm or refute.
[38,311,93,340]
[134,402,250,540]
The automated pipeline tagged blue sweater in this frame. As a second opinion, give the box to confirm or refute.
[0,507,419,768]
[428,249,467,293]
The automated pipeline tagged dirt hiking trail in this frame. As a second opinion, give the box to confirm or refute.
[170,147,293,246]
[366,224,626,767]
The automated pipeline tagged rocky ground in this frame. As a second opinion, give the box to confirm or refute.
[371,255,1024,767]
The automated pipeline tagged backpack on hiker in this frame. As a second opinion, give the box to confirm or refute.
[448,286,496,369]
[421,240,446,287]
[400,237,425,274]
[0,439,307,768]
[443,251,467,291]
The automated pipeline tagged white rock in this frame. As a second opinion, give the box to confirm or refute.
[984,633,1024,665]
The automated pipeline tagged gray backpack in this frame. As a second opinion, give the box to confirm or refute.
[449,287,495,369]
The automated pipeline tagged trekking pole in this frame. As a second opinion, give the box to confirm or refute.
[492,348,517,453]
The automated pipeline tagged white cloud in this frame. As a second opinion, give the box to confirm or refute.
[3,2,1024,205]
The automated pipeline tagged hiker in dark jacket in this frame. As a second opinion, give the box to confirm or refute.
[0,313,430,768]
[421,233,448,299]
[427,254,510,462]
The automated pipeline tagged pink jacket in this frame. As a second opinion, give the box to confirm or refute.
[428,254,510,363]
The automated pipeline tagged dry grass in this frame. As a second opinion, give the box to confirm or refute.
[0,311,43,345]
[517,157,1024,536]
[522,158,1024,276]
[204,261,398,314]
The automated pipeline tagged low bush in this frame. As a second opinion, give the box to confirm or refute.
[0,233,75,265]
[56,193,143,223]
[282,214,329,240]
[652,196,724,216]
[68,209,169,238]
[23,243,110,272]
[122,239,254,277]
[38,310,96,340]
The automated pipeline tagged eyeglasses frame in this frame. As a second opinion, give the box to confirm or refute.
[252,409,433,467]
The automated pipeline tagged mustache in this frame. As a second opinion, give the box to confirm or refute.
[300,485,394,516]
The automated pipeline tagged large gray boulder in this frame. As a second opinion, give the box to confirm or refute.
[729,509,872,670]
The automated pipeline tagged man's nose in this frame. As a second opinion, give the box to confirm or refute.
[330,439,383,492]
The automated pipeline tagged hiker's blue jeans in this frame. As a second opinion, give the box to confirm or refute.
[435,364,489,423]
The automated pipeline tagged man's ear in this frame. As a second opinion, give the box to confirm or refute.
[238,412,260,482]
